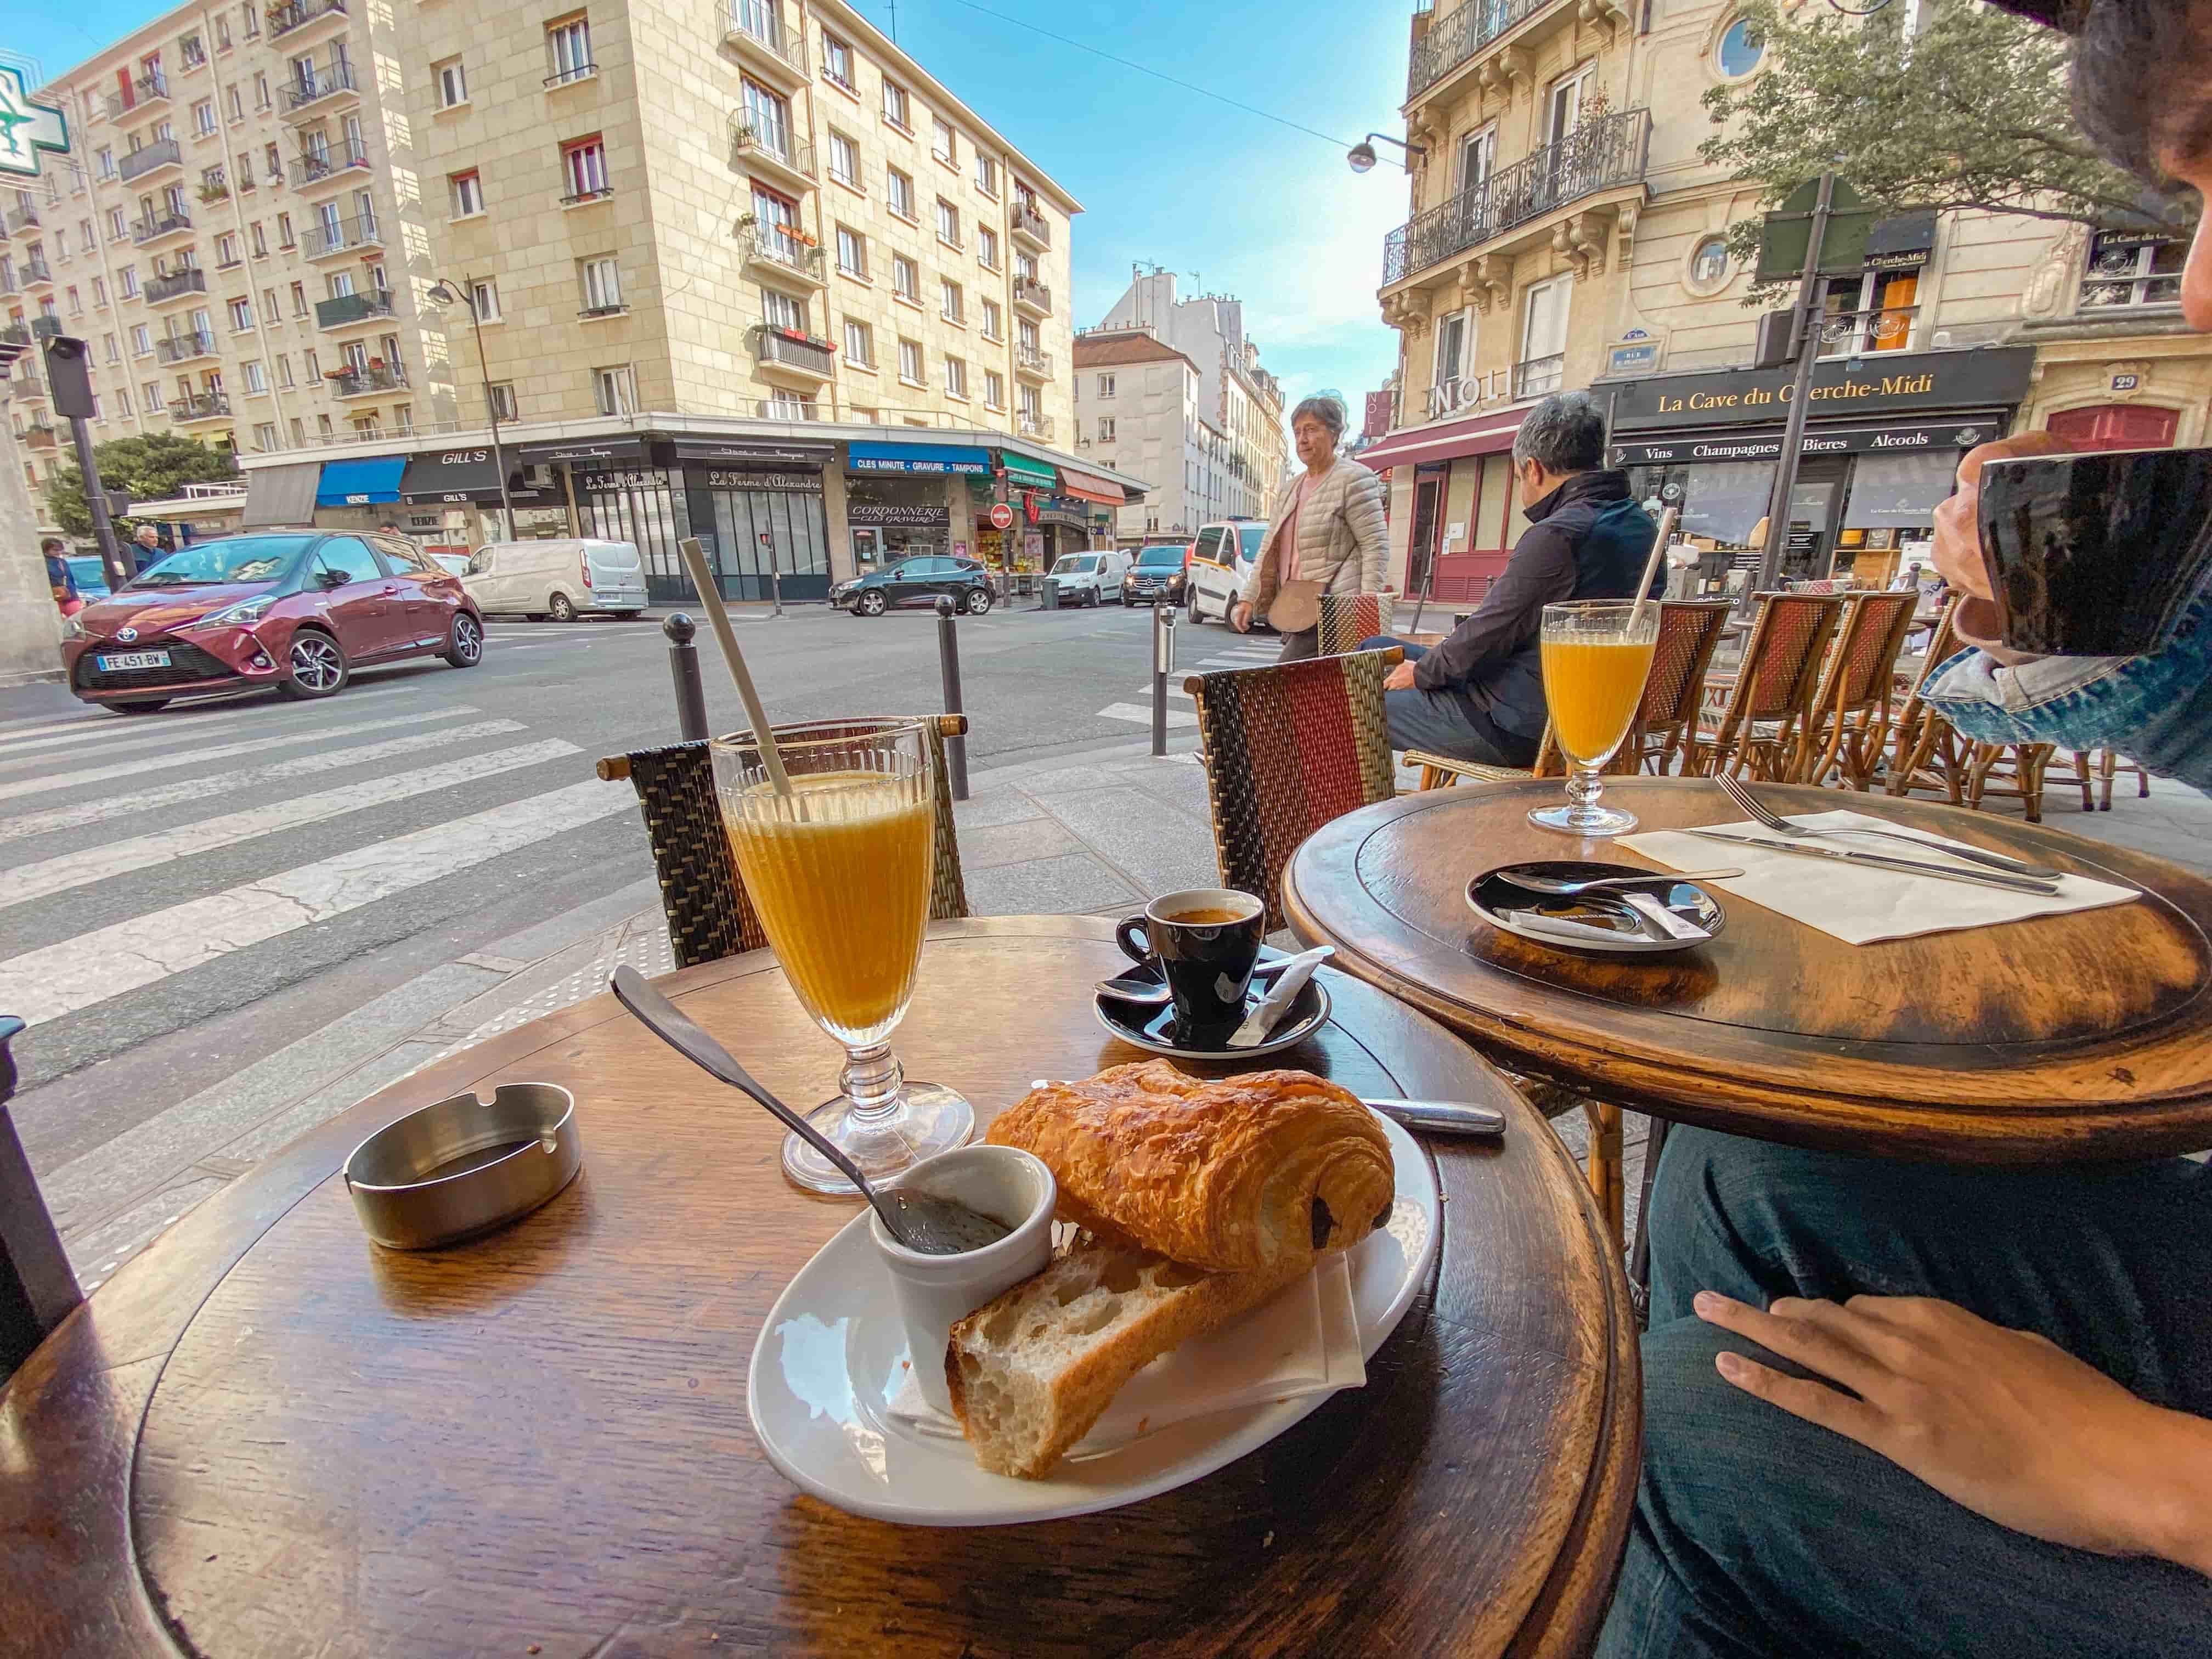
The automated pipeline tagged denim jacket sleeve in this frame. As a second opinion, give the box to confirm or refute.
[1922,574,2212,796]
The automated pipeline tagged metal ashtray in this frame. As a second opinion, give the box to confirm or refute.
[343,1082,583,1250]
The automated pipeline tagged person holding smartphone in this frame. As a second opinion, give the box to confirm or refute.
[1598,5,2212,1655]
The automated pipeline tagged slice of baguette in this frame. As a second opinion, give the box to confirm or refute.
[944,1240,1297,1480]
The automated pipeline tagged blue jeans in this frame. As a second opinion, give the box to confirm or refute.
[1597,1129,2212,1659]
[1357,637,1539,766]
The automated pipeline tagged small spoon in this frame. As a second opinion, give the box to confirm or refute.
[1496,867,1743,898]
[1095,947,1332,1007]
[610,967,1009,1255]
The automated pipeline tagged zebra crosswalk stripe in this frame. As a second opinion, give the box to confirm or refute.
[0,738,583,912]
[0,718,531,845]
[0,778,637,1028]
[0,707,270,766]
[1093,702,1199,729]
[0,707,480,806]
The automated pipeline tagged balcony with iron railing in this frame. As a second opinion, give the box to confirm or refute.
[1381,107,1650,287]
[118,139,185,184]
[732,123,815,193]
[29,315,61,338]
[172,391,232,422]
[24,422,61,449]
[145,267,210,306]
[302,212,382,259]
[1009,200,1050,250]
[270,0,350,41]
[743,222,826,286]
[1512,353,1564,398]
[284,60,359,115]
[22,256,53,287]
[0,322,26,346]
[7,370,46,402]
[133,208,194,246]
[1815,304,1920,359]
[1015,343,1054,380]
[315,289,396,330]
[1017,410,1055,441]
[157,329,217,363]
[753,324,836,380]
[1012,273,1052,315]
[724,2,809,88]
[3,202,37,234]
[329,363,407,398]
[293,138,373,191]
[1406,0,1570,102]
[104,73,171,122]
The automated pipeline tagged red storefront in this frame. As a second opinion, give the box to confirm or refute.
[1357,403,1530,602]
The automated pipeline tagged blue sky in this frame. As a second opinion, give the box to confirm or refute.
[10,0,1410,437]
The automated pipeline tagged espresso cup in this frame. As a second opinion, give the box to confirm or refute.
[1114,887,1266,1032]
[1978,446,2212,656]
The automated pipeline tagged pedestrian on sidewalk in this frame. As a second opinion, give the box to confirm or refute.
[128,521,166,577]
[1230,393,1387,663]
[43,536,83,618]
[1359,390,1659,768]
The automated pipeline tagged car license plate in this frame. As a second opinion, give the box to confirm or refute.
[95,650,171,671]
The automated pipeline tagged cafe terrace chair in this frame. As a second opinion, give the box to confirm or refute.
[0,1014,81,1387]
[1887,605,1968,804]
[596,716,970,970]
[1315,592,1390,657]
[1184,648,1401,934]
[1682,591,1845,781]
[2089,749,2153,811]
[1792,589,1922,789]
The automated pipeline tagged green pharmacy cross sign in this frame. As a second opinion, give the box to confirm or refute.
[0,64,70,181]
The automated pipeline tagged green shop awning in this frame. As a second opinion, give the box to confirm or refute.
[999,453,1057,489]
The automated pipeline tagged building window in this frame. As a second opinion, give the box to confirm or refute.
[1717,17,1765,77]
[835,224,866,278]
[97,146,115,179]
[108,207,127,239]
[546,15,595,85]
[243,2,259,40]
[276,354,293,386]
[882,80,910,131]
[227,85,244,122]
[1431,311,1468,413]
[254,72,271,110]
[975,154,998,196]
[891,254,918,302]
[144,381,163,411]
[216,232,240,266]
[984,369,1003,409]
[1517,275,1570,394]
[945,355,967,398]
[450,170,484,217]
[229,296,252,331]
[761,288,805,332]
[2080,232,2185,309]
[393,404,412,433]
[1020,385,1042,420]
[1099,416,1116,442]
[1686,234,1731,294]
[580,255,622,313]
[1016,250,1038,283]
[436,59,467,108]
[289,415,304,443]
[276,211,294,247]
[121,267,140,297]
[1096,374,1116,398]
[821,32,854,91]
[593,364,635,415]
[940,277,962,323]
[303,347,319,377]
[253,420,278,450]
[131,323,152,355]
[470,278,501,321]
[317,414,334,438]
[1819,266,1919,356]
[487,381,518,420]
[898,337,922,385]
[101,331,119,362]
[886,166,914,220]
[980,299,1002,340]
[562,137,610,201]
[289,279,308,314]
[193,99,216,136]
[843,318,872,366]
[244,359,267,392]
[827,129,859,188]
[977,225,999,271]
[1018,317,1040,354]
[932,116,957,166]
[936,198,960,247]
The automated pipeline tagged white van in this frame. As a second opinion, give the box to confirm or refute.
[1186,521,1269,627]
[461,538,648,620]
[1046,549,1128,607]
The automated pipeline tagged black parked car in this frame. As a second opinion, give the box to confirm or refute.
[832,555,995,617]
[1121,543,1189,607]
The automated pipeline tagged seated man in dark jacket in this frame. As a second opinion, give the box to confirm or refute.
[1362,390,1658,766]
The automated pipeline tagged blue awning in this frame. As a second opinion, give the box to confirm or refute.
[846,441,991,476]
[315,456,408,506]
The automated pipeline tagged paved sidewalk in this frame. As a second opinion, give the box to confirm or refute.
[53,732,2212,1286]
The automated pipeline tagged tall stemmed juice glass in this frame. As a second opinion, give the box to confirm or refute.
[710,719,972,1194]
[1529,600,1659,837]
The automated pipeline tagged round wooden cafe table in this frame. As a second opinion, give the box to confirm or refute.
[0,917,1638,1659]
[1283,777,2212,1162]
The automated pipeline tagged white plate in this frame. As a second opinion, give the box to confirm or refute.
[744,1109,1440,1526]
[95,650,171,671]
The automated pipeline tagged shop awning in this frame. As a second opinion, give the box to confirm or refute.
[1056,465,1128,506]
[1866,210,1939,272]
[517,435,649,467]
[673,436,834,466]
[399,447,510,503]
[999,453,1057,489]
[241,461,320,527]
[847,441,991,475]
[314,456,406,507]
[1355,404,1529,471]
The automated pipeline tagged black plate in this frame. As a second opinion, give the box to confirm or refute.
[1093,951,1331,1059]
[1468,860,1726,955]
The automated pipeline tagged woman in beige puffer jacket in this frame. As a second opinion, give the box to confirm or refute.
[1232,394,1390,662]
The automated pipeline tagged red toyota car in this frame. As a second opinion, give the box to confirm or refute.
[61,531,486,714]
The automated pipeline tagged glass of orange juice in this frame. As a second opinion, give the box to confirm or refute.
[710,720,972,1194]
[1530,600,1660,837]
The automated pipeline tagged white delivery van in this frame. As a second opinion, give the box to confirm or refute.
[1186,520,1270,627]
[1045,549,1127,607]
[462,538,648,620]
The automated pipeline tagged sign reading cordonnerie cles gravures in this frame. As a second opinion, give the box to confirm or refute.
[1605,348,2035,432]
[848,502,951,527]
[0,66,69,180]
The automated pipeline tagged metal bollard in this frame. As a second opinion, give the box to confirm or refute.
[664,612,710,743]
[1151,602,1176,758]
[934,596,969,800]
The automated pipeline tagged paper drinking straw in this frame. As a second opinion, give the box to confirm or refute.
[677,536,793,799]
[1628,506,1680,636]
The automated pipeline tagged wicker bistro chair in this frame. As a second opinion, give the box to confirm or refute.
[596,716,970,970]
[1792,589,1922,789]
[1684,592,1846,781]
[1316,592,1391,657]
[1184,648,1401,932]
[1888,603,1966,803]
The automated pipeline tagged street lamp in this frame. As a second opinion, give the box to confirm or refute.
[426,274,516,540]
[1347,133,1426,175]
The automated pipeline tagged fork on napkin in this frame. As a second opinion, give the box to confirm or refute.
[1618,810,2139,946]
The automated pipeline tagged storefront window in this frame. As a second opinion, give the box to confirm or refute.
[1842,449,1957,530]
[697,472,830,601]
[845,474,952,564]
[1631,459,1775,550]
[577,468,689,597]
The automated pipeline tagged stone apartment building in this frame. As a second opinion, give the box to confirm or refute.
[5,0,1125,600]
[1071,329,1248,545]
[1362,0,2211,597]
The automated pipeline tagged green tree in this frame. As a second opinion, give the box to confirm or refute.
[1702,0,2193,296]
[41,433,238,539]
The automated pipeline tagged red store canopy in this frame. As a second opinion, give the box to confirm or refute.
[1358,403,1530,471]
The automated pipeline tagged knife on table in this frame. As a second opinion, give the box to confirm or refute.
[1364,1099,1506,1138]
[1681,828,2063,895]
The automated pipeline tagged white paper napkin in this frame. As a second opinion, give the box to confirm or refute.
[1619,809,2139,945]
[886,1253,1365,1456]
